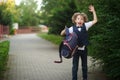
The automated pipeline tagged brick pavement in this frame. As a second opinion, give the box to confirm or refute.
[4,34,107,80]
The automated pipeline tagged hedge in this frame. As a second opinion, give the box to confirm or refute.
[0,40,10,78]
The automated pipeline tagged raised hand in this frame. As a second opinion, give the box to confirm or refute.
[89,5,95,12]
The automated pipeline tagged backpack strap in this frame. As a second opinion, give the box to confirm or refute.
[54,41,63,63]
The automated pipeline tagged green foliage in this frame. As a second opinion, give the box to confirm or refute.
[41,0,77,34]
[84,0,120,80]
[17,0,40,27]
[40,0,120,79]
[1,9,13,26]
[38,33,63,45]
[0,41,10,78]
[49,1,77,34]
[0,3,14,35]
[0,3,13,26]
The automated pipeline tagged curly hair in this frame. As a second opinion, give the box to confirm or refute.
[72,12,88,24]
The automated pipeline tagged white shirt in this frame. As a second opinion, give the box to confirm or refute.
[69,21,93,50]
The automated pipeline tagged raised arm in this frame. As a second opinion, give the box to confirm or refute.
[89,5,98,25]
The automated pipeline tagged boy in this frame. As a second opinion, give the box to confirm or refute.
[60,5,97,80]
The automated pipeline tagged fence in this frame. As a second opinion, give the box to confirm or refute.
[0,26,42,39]
[16,27,41,34]
[0,25,9,39]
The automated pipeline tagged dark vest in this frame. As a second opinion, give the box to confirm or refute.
[73,24,89,47]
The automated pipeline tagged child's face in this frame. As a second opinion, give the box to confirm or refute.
[75,15,84,26]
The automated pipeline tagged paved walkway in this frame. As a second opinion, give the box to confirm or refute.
[4,33,107,80]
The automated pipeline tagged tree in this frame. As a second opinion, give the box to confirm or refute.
[17,0,40,27]
[41,0,77,34]
[0,2,13,26]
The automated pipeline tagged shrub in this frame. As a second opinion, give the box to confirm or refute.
[0,41,10,78]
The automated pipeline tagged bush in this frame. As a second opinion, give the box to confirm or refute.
[0,41,10,78]
[0,3,13,26]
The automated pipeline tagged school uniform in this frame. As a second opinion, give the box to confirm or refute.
[68,21,93,80]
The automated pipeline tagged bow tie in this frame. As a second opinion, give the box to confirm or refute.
[77,26,82,28]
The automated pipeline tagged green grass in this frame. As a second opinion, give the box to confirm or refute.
[0,40,10,78]
[37,33,63,45]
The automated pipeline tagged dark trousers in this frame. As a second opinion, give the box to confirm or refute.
[72,47,88,80]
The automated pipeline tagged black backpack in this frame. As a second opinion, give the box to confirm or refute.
[54,27,78,63]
